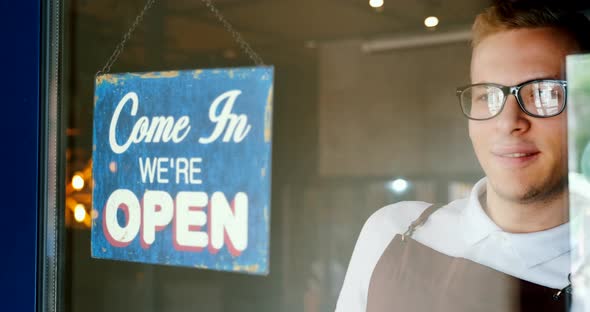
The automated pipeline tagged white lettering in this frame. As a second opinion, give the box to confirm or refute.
[141,191,174,247]
[109,92,191,154]
[174,192,209,250]
[103,189,141,246]
[157,158,169,184]
[176,158,189,184]
[109,92,139,154]
[102,190,248,254]
[139,157,157,183]
[199,90,251,144]
[140,157,201,185]
[189,158,202,184]
[210,192,248,256]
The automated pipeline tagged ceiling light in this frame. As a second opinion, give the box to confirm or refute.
[424,16,439,28]
[369,0,384,9]
[389,178,409,194]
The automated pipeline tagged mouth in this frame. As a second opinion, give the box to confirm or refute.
[492,143,541,169]
[492,150,541,168]
[501,152,539,158]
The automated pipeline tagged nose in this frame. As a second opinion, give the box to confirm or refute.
[495,94,531,135]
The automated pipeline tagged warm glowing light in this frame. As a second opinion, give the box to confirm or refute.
[369,0,384,8]
[72,174,84,190]
[424,16,439,28]
[389,178,409,194]
[74,204,86,223]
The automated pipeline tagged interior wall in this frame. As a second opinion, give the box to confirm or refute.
[318,39,482,177]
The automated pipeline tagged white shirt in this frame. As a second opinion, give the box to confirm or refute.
[335,178,571,312]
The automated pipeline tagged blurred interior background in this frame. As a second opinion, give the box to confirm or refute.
[63,0,494,311]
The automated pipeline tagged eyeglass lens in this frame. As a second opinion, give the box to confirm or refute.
[461,81,565,119]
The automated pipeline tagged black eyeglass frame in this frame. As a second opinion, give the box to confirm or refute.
[455,79,568,121]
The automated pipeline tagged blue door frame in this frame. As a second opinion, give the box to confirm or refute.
[0,0,40,310]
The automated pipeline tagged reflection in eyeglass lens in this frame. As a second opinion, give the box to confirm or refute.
[486,86,504,116]
[522,82,562,116]
[468,86,503,118]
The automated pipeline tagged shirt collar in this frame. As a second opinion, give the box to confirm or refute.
[460,177,571,268]
[509,223,570,268]
[460,178,501,246]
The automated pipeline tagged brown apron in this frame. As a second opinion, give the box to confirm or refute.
[366,204,572,312]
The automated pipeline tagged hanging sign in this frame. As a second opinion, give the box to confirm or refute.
[91,67,273,275]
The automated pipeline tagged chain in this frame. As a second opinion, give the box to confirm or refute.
[97,0,264,77]
[97,0,157,76]
[200,0,265,66]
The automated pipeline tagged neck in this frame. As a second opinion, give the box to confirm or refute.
[484,187,569,233]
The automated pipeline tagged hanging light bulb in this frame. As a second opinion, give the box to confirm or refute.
[74,204,86,223]
[424,16,439,28]
[369,0,384,9]
[72,173,85,190]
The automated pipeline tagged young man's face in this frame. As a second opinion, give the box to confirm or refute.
[469,27,579,203]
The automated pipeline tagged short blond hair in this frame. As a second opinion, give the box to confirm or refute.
[472,1,590,51]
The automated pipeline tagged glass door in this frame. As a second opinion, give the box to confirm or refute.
[38,1,590,311]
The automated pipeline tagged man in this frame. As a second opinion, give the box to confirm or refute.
[336,1,590,311]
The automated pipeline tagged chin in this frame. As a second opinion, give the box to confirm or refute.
[502,187,544,204]
[489,175,568,204]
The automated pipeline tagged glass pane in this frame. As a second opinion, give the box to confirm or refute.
[54,1,590,311]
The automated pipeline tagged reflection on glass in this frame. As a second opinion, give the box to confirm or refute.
[567,54,590,312]
[61,0,489,311]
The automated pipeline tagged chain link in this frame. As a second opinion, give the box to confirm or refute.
[200,0,265,66]
[97,0,156,76]
[97,0,264,77]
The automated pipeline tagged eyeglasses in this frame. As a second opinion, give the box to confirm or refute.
[456,79,567,120]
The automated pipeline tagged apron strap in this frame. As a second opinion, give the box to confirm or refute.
[401,203,443,241]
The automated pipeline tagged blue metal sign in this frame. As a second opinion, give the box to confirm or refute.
[91,67,273,275]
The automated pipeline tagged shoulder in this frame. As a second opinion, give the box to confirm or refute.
[336,201,433,311]
[356,202,433,287]
[336,200,468,311]
[362,201,432,237]
[358,199,470,276]
[360,199,469,283]
[361,198,469,243]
